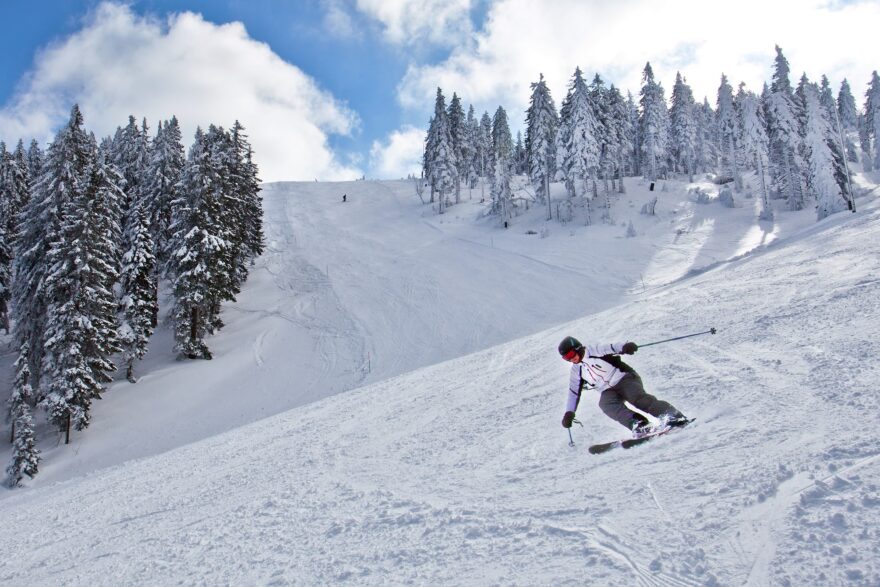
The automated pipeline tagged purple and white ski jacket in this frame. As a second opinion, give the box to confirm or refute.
[565,342,630,413]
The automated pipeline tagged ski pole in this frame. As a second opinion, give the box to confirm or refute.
[638,328,717,348]
[567,418,583,447]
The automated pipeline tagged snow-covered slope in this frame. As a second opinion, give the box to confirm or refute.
[1,179,878,585]
[3,175,805,485]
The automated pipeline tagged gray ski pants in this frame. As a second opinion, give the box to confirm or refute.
[598,373,683,429]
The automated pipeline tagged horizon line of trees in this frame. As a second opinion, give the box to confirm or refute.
[423,46,879,225]
[0,105,264,486]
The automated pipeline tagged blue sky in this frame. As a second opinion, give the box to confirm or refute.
[0,0,877,181]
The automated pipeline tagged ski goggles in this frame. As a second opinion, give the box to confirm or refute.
[562,349,581,362]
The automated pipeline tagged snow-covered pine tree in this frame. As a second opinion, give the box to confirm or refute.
[12,105,92,395]
[865,71,880,171]
[639,62,670,181]
[0,140,31,244]
[143,117,186,264]
[765,46,806,210]
[513,131,527,175]
[167,128,230,359]
[796,77,850,220]
[229,120,264,271]
[43,151,122,440]
[695,97,717,174]
[0,226,10,333]
[557,67,600,200]
[27,139,43,182]
[838,79,859,131]
[589,74,614,201]
[478,111,493,199]
[737,86,773,221]
[625,91,640,177]
[110,116,150,225]
[606,85,631,193]
[8,140,31,238]
[836,79,860,163]
[424,89,457,213]
[464,105,480,195]
[670,72,697,181]
[6,343,39,486]
[119,203,157,383]
[717,74,742,189]
[525,73,558,218]
[491,106,514,224]
[447,93,466,204]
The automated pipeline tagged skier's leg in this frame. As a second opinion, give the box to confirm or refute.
[598,387,649,429]
[615,373,684,420]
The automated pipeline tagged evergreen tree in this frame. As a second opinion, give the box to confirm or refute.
[424,89,457,213]
[695,97,717,174]
[12,105,93,394]
[859,112,873,172]
[865,71,880,170]
[491,106,514,224]
[229,120,264,268]
[0,227,10,333]
[119,204,157,382]
[838,79,859,130]
[0,140,31,241]
[143,117,186,263]
[589,74,615,201]
[6,343,40,486]
[717,74,742,188]
[478,111,493,198]
[27,139,43,182]
[837,79,860,163]
[737,86,773,221]
[765,46,806,210]
[525,73,558,217]
[670,72,697,181]
[557,67,600,198]
[797,77,850,219]
[513,131,527,175]
[42,152,122,439]
[447,93,466,203]
[464,105,480,194]
[625,91,640,177]
[604,85,631,193]
[167,128,231,359]
[639,62,670,181]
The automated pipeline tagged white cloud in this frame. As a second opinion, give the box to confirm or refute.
[322,0,361,40]
[0,2,361,182]
[355,0,474,46]
[369,125,425,178]
[398,0,880,128]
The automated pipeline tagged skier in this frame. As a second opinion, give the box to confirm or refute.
[558,336,689,435]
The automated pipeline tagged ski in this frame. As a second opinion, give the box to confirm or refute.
[588,419,694,455]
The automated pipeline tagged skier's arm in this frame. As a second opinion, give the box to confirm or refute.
[584,342,628,357]
[562,365,582,427]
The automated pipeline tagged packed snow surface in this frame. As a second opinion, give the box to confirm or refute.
[2,177,879,585]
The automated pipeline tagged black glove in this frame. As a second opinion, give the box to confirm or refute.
[621,342,638,355]
[562,411,575,428]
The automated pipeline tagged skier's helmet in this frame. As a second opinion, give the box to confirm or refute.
[558,336,584,360]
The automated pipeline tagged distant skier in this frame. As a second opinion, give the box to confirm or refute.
[558,336,689,435]
[343,194,347,202]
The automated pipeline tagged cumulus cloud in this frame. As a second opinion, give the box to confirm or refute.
[355,0,474,47]
[369,125,425,178]
[398,0,880,122]
[0,2,361,182]
[322,0,362,40]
